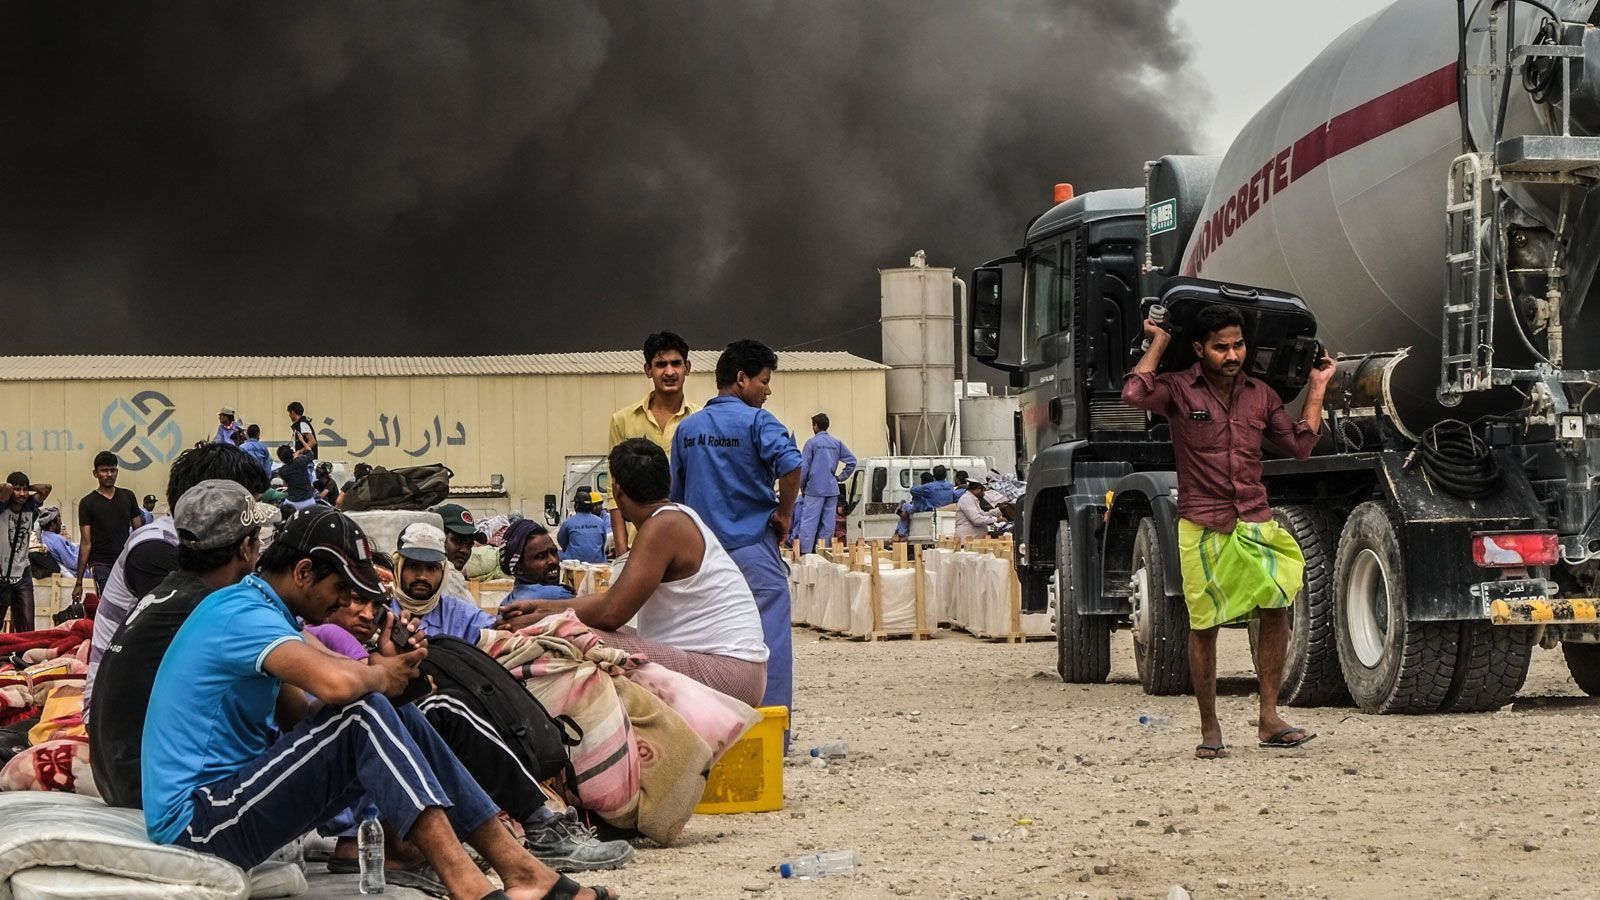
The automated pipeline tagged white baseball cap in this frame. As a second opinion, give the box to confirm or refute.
[396,522,448,563]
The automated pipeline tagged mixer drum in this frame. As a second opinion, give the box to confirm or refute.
[1176,0,1598,433]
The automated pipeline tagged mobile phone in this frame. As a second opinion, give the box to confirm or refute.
[374,605,412,651]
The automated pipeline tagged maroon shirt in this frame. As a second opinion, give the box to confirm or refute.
[1122,364,1319,532]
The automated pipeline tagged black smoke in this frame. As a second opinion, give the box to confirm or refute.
[0,1,1198,358]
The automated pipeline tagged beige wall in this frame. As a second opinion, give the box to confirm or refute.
[0,369,887,526]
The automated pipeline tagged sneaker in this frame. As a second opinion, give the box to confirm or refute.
[523,810,635,872]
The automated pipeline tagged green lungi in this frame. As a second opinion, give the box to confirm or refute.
[1176,517,1304,631]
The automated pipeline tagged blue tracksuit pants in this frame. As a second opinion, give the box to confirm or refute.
[793,494,837,554]
[173,694,498,870]
[727,540,792,712]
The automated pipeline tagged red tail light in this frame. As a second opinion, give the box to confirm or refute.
[1472,531,1559,567]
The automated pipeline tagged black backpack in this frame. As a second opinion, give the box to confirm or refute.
[418,635,581,784]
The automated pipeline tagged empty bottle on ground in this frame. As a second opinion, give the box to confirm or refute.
[780,850,858,879]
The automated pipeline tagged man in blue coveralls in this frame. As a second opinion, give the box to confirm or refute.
[670,340,802,713]
[557,491,611,564]
[893,465,955,540]
[792,413,856,554]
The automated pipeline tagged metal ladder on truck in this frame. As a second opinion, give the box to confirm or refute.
[1441,11,1598,405]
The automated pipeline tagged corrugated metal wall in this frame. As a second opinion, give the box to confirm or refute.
[0,370,887,525]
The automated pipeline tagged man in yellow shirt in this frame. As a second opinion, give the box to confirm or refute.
[607,331,695,554]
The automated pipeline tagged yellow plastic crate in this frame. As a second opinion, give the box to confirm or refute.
[695,705,787,815]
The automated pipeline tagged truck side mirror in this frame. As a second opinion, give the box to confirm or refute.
[970,266,1005,363]
[543,493,560,526]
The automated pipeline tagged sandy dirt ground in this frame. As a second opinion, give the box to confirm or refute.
[600,626,1600,900]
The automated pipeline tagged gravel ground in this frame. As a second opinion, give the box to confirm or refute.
[603,626,1600,900]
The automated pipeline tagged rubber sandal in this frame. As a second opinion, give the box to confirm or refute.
[325,858,358,875]
[385,862,448,897]
[1258,726,1317,749]
[539,874,616,899]
[1194,742,1230,760]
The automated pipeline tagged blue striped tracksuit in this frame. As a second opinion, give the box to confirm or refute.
[173,694,498,869]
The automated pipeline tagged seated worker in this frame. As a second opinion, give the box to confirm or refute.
[37,508,80,575]
[85,441,271,713]
[502,519,577,602]
[501,438,769,706]
[140,506,615,900]
[436,503,487,599]
[892,466,955,540]
[394,522,494,642]
[90,479,278,809]
[311,552,633,875]
[954,480,1004,540]
[557,493,611,565]
[274,443,317,511]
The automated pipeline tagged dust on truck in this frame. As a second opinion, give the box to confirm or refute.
[971,0,1600,713]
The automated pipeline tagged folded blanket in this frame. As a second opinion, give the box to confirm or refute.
[479,611,758,844]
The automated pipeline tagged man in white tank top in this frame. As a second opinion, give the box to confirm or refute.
[499,439,768,706]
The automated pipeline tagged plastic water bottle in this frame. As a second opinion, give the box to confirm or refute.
[357,805,385,894]
[809,740,848,759]
[779,850,858,879]
[1138,713,1172,728]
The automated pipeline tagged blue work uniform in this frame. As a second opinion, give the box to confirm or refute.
[557,511,611,565]
[894,480,957,538]
[793,432,856,554]
[504,582,576,603]
[669,394,803,712]
[240,440,273,478]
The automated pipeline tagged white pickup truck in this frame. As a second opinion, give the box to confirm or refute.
[839,455,992,545]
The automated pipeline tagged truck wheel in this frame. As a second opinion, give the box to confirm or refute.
[1270,505,1350,707]
[1333,501,1458,713]
[1440,623,1533,712]
[1055,520,1110,683]
[1561,642,1600,696]
[1131,518,1192,696]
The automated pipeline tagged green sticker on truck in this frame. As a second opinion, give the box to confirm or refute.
[1149,199,1177,236]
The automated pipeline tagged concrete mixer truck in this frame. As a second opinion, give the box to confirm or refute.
[970,0,1600,713]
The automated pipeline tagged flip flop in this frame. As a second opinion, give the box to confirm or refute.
[1194,742,1230,760]
[386,862,448,897]
[1258,726,1318,749]
[536,875,617,899]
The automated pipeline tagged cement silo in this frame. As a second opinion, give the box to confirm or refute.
[958,393,1020,475]
[880,252,956,455]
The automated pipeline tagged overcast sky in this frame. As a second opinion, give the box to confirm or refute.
[1174,0,1398,154]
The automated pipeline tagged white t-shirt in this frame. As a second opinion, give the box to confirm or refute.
[634,504,769,663]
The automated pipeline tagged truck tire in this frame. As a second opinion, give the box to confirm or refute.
[1131,518,1192,696]
[1055,520,1110,684]
[1440,623,1533,712]
[1333,501,1458,714]
[1270,505,1350,707]
[1561,642,1600,696]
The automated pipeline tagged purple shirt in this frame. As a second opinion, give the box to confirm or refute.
[393,594,493,643]
[305,623,369,661]
[1122,363,1319,532]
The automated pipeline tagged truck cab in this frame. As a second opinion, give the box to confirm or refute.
[969,186,1159,608]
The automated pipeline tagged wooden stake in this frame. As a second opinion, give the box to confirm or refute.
[913,551,928,639]
[869,539,884,638]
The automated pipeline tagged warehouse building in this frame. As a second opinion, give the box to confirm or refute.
[0,351,887,525]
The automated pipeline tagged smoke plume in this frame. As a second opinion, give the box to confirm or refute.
[0,1,1200,358]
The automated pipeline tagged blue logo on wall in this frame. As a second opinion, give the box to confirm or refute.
[102,391,183,471]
